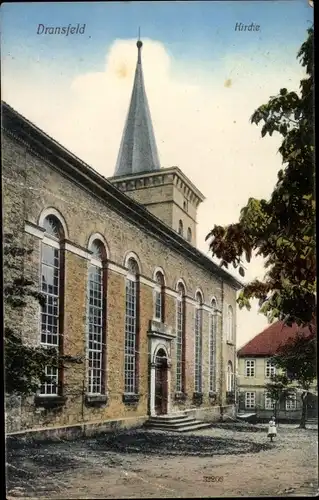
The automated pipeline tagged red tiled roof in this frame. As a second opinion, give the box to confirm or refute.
[237,321,314,357]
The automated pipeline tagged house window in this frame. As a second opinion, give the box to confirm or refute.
[209,299,217,393]
[265,359,276,378]
[176,282,185,393]
[187,227,192,242]
[286,392,297,410]
[178,220,183,236]
[265,394,275,410]
[194,292,203,393]
[245,359,255,377]
[87,240,107,395]
[227,305,234,343]
[226,361,234,392]
[40,215,65,396]
[154,271,165,322]
[245,392,256,409]
[183,200,188,212]
[124,258,139,394]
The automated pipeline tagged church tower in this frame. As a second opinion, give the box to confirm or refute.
[108,40,205,246]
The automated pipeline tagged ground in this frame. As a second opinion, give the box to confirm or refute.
[6,422,318,499]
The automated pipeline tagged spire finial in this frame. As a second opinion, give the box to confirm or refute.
[137,28,142,62]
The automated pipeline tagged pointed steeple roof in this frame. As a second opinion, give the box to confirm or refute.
[113,40,161,177]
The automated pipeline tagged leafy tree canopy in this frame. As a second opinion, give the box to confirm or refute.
[206,27,314,328]
[271,331,317,428]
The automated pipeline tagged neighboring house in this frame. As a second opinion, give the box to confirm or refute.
[3,40,241,438]
[237,321,317,422]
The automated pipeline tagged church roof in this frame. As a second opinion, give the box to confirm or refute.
[237,321,314,357]
[2,101,243,291]
[114,40,161,177]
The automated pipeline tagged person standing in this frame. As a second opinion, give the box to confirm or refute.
[267,416,277,442]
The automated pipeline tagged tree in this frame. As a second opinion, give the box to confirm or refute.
[4,233,82,396]
[271,331,317,428]
[264,373,295,426]
[206,27,315,329]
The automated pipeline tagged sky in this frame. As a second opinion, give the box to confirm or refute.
[1,1,313,348]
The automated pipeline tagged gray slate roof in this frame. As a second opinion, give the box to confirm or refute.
[114,41,161,176]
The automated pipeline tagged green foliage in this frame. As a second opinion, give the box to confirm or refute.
[265,373,295,420]
[206,27,315,327]
[272,331,317,391]
[4,232,83,396]
[5,328,59,395]
[271,331,316,428]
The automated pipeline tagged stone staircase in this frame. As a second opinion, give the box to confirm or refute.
[144,412,213,432]
[306,417,318,425]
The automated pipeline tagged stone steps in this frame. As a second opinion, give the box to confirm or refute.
[306,417,318,425]
[144,413,213,433]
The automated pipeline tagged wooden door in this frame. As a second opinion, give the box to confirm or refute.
[154,351,168,415]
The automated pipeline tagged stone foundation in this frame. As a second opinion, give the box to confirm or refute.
[6,415,148,443]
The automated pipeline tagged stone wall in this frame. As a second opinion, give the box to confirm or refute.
[3,130,238,434]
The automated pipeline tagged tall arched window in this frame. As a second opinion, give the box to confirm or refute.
[154,271,165,322]
[178,220,183,236]
[87,239,107,395]
[194,291,203,393]
[227,305,234,343]
[187,227,192,243]
[176,282,186,393]
[209,299,218,393]
[40,214,65,396]
[227,361,234,392]
[125,257,140,394]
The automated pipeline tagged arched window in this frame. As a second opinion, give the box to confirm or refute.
[40,214,65,396]
[209,299,218,393]
[87,239,107,395]
[194,291,203,394]
[178,220,183,236]
[154,271,165,322]
[187,227,192,243]
[227,305,234,343]
[125,257,140,394]
[176,282,186,393]
[227,361,234,392]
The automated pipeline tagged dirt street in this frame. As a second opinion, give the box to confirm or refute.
[6,422,318,498]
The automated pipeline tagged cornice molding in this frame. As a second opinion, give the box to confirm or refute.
[3,102,242,290]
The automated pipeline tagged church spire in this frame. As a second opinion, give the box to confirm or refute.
[113,39,161,177]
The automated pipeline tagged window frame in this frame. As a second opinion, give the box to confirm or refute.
[245,391,256,409]
[39,215,65,397]
[153,271,165,322]
[265,393,275,410]
[178,219,184,236]
[194,292,203,393]
[285,392,297,410]
[227,305,234,343]
[226,361,234,392]
[245,359,256,377]
[175,282,186,393]
[209,299,218,393]
[265,359,276,378]
[86,239,107,396]
[124,258,140,395]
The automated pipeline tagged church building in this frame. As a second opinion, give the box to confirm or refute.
[3,40,241,437]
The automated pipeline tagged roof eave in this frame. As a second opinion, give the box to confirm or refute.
[2,101,242,291]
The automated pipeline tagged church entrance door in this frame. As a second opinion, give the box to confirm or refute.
[154,349,168,415]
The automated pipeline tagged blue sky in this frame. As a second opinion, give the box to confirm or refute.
[1,1,313,76]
